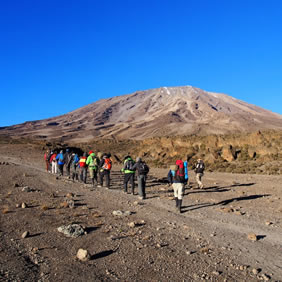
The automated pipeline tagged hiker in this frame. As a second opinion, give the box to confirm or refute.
[132,157,149,200]
[121,155,136,194]
[168,159,186,213]
[79,152,88,183]
[71,153,80,181]
[86,151,99,187]
[64,148,72,176]
[98,153,112,188]
[49,151,57,174]
[193,158,205,189]
[56,150,65,176]
[44,150,51,172]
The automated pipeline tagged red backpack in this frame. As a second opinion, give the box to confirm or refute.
[175,160,185,181]
[103,158,112,170]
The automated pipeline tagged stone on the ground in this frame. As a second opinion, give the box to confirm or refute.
[265,221,272,226]
[21,231,29,238]
[57,224,85,238]
[21,203,27,209]
[128,222,136,228]
[66,193,74,198]
[247,233,257,241]
[252,268,259,275]
[22,186,31,192]
[76,248,90,261]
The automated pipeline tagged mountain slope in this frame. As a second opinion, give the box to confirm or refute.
[1,86,282,141]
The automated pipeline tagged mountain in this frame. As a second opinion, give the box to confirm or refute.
[1,86,282,141]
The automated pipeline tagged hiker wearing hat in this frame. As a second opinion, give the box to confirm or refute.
[79,152,88,183]
[132,157,150,200]
[121,155,136,194]
[86,151,99,187]
[193,159,205,189]
[56,150,65,176]
[98,153,112,188]
[49,151,57,174]
[64,148,72,176]
[168,160,186,213]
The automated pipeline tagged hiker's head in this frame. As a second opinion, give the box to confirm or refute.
[136,157,141,162]
[66,148,69,152]
[89,150,93,155]
[60,150,63,154]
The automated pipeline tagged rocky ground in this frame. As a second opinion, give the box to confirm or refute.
[0,143,281,281]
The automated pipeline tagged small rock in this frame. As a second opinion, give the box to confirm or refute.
[21,231,29,238]
[57,224,85,238]
[252,268,259,275]
[112,210,123,216]
[128,222,136,228]
[22,186,31,192]
[66,193,74,198]
[21,203,27,209]
[261,273,271,281]
[247,233,257,241]
[76,248,90,261]
[186,251,192,255]
[16,204,20,208]
[212,271,220,276]
[265,221,272,226]
[14,183,20,188]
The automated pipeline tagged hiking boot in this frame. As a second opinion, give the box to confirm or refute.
[178,199,182,213]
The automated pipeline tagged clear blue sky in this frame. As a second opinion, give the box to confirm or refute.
[1,0,282,127]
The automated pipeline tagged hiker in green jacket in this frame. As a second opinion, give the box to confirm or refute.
[121,156,136,194]
[86,151,99,187]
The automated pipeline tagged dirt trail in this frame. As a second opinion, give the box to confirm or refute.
[0,145,282,281]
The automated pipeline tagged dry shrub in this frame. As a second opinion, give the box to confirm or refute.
[59,202,69,209]
[2,207,10,214]
[41,205,49,211]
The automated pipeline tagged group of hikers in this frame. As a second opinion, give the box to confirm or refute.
[44,148,205,212]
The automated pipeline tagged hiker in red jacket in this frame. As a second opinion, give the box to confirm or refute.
[49,152,57,174]
[79,152,88,183]
[44,150,51,172]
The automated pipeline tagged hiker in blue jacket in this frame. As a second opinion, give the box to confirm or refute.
[56,150,65,176]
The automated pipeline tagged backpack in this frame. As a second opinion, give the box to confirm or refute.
[139,162,149,175]
[184,161,189,180]
[125,159,135,171]
[59,153,64,163]
[195,162,205,173]
[92,156,99,167]
[175,160,185,182]
[103,158,112,170]
[73,154,79,165]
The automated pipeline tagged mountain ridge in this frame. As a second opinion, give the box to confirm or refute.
[1,86,282,141]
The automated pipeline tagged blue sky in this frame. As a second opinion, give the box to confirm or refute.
[1,0,282,126]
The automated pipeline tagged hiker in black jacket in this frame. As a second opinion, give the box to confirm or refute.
[132,157,149,200]
[192,159,205,189]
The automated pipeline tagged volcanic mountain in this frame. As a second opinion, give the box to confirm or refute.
[1,86,282,141]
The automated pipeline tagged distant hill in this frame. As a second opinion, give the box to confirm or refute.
[1,86,282,141]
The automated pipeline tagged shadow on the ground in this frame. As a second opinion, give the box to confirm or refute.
[181,194,271,213]
[91,249,117,260]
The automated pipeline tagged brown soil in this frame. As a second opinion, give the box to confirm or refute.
[0,144,281,281]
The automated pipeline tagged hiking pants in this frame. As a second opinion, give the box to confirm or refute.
[80,167,87,183]
[196,173,204,188]
[124,173,135,193]
[58,164,64,176]
[45,160,49,172]
[89,168,98,183]
[137,175,146,199]
[100,170,110,188]
[71,165,79,181]
[172,183,185,200]
[51,161,57,174]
